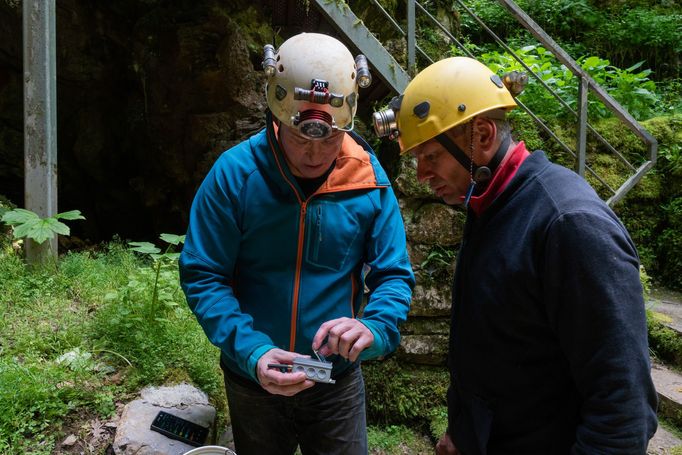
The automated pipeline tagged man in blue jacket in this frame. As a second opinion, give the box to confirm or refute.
[373,57,657,454]
[179,32,414,454]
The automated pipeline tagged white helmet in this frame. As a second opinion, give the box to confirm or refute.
[263,33,371,139]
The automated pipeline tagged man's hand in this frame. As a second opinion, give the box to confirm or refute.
[256,348,314,396]
[435,432,460,455]
[312,317,374,362]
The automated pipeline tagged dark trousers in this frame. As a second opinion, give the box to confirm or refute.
[223,366,368,455]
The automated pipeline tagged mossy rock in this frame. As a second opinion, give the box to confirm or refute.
[509,110,544,152]
[224,5,277,61]
[401,317,450,335]
[394,155,437,200]
[648,311,682,368]
[592,115,680,165]
[405,203,465,246]
[347,0,402,43]
[363,357,449,427]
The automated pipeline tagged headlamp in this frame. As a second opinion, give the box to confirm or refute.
[262,44,277,77]
[293,110,334,139]
[502,71,528,97]
[355,55,372,89]
[372,95,403,140]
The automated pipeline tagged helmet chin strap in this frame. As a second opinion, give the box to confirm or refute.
[434,123,511,207]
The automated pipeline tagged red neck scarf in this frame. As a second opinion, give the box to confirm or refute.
[465,141,530,215]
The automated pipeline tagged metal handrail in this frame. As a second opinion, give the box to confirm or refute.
[454,0,638,175]
[494,0,657,205]
[367,0,433,65]
[415,0,656,204]
[314,0,657,205]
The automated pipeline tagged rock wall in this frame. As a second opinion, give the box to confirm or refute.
[0,0,457,366]
[0,0,270,241]
[393,156,464,366]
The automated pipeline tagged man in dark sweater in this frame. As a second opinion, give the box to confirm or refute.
[373,57,658,454]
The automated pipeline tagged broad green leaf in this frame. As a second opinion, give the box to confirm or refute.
[164,253,181,261]
[159,233,185,245]
[13,222,35,239]
[625,61,645,72]
[582,56,604,69]
[44,218,70,236]
[27,220,57,244]
[128,241,161,254]
[2,208,39,226]
[55,210,85,221]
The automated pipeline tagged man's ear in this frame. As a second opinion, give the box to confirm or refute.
[474,117,496,149]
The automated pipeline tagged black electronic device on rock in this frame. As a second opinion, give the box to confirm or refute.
[150,410,209,447]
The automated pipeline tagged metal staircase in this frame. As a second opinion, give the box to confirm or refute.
[312,0,658,207]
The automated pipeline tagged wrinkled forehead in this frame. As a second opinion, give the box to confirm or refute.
[410,137,444,159]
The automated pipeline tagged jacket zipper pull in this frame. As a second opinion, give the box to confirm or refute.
[317,206,322,242]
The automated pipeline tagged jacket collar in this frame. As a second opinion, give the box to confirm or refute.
[467,141,530,215]
[263,111,386,201]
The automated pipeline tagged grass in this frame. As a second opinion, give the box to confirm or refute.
[0,240,224,454]
[7,234,674,454]
[0,237,439,454]
[368,425,433,454]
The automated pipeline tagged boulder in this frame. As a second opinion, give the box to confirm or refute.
[409,280,452,317]
[398,334,448,365]
[406,203,465,246]
[113,383,216,455]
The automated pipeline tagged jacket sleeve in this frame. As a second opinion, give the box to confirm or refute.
[358,187,415,360]
[179,157,275,382]
[543,209,658,454]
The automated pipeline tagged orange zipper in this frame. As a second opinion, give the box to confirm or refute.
[267,129,308,352]
[289,201,307,351]
[350,273,356,318]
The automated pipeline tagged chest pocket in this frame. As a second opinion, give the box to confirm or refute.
[305,200,361,272]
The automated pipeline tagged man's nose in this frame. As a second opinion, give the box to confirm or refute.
[308,140,328,156]
[416,159,432,183]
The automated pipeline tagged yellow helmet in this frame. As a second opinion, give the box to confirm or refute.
[383,57,518,154]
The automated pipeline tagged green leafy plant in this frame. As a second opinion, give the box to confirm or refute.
[657,198,682,290]
[660,143,682,176]
[126,233,185,323]
[481,45,661,122]
[420,245,456,278]
[0,241,225,451]
[1,208,85,245]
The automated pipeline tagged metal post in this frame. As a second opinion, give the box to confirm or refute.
[406,0,416,76]
[23,0,58,264]
[576,76,588,176]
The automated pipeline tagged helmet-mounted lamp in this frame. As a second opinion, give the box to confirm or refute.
[355,54,372,89]
[372,95,403,140]
[262,44,277,77]
[501,71,528,97]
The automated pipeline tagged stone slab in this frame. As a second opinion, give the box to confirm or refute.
[113,383,216,455]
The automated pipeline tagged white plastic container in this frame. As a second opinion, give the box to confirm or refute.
[183,446,236,455]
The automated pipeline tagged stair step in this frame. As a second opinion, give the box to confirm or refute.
[652,362,682,430]
[648,425,682,454]
[650,299,682,334]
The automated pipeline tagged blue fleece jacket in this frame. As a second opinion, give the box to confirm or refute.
[179,118,415,383]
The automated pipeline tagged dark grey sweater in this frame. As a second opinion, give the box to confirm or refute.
[447,151,657,455]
